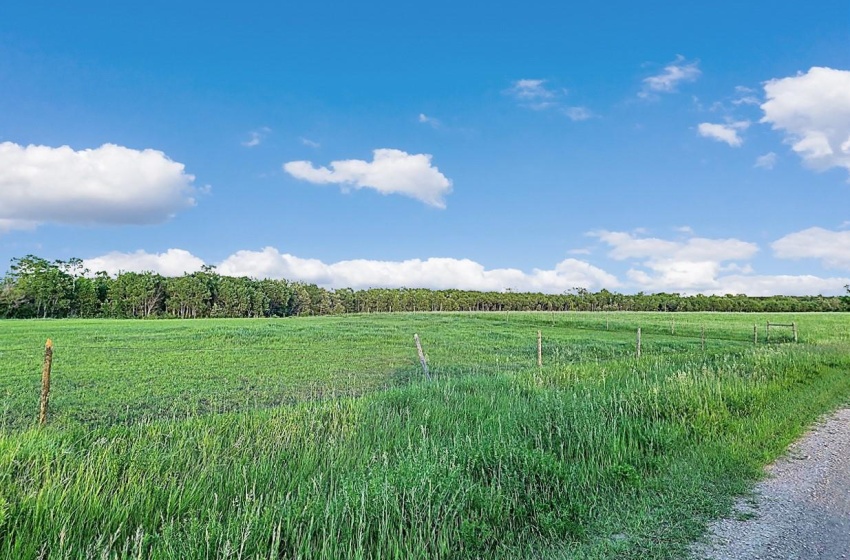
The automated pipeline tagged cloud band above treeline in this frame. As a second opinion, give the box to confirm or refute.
[75,227,850,297]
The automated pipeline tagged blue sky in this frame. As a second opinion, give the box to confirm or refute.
[2,1,850,295]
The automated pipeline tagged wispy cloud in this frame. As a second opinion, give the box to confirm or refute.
[300,137,321,148]
[732,85,760,106]
[562,106,594,121]
[754,152,778,170]
[506,79,593,118]
[506,79,558,105]
[0,218,38,233]
[640,56,701,99]
[242,127,271,148]
[418,113,442,128]
[506,79,560,110]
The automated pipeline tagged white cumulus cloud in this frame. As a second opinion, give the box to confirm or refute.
[84,249,206,277]
[0,142,197,231]
[218,247,618,292]
[710,274,850,296]
[772,227,850,270]
[640,56,701,98]
[592,230,759,293]
[591,229,849,295]
[761,67,850,177]
[283,148,452,208]
[697,121,750,147]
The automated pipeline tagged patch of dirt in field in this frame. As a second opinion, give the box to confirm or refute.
[692,407,850,559]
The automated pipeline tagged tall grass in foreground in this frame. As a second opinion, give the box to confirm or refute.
[2,341,849,558]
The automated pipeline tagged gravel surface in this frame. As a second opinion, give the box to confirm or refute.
[693,407,850,560]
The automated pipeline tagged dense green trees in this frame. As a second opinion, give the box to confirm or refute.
[0,254,848,319]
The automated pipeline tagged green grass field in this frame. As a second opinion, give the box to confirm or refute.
[1,312,849,558]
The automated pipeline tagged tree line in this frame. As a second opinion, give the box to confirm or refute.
[1,255,848,319]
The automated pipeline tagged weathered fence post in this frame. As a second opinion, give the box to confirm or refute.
[636,328,641,359]
[753,324,758,345]
[671,319,675,335]
[793,322,798,343]
[766,321,771,342]
[537,330,543,367]
[413,334,431,380]
[39,339,53,426]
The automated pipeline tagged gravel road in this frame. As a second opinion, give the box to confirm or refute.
[693,407,850,559]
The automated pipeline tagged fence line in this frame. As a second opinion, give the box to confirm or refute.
[0,326,795,355]
[1,320,803,429]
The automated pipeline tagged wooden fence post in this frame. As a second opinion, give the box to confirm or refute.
[701,326,705,352]
[537,330,542,367]
[636,328,641,359]
[754,324,758,345]
[671,319,675,335]
[413,334,431,380]
[793,322,798,343]
[39,339,53,426]
[766,321,771,342]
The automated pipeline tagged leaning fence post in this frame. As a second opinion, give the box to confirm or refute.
[636,327,641,359]
[39,339,53,426]
[537,330,543,367]
[413,334,431,380]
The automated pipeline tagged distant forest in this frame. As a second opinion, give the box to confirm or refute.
[1,255,848,319]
